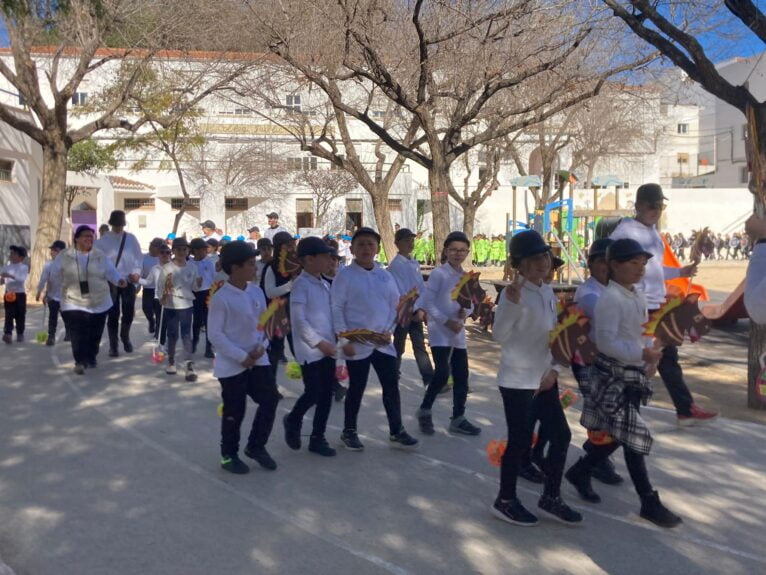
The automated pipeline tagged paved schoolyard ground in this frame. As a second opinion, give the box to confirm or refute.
[0,306,765,575]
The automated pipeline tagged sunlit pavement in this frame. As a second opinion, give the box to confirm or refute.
[0,307,764,575]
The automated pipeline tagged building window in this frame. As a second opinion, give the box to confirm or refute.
[71,92,88,106]
[286,94,301,112]
[234,107,251,116]
[138,215,147,228]
[677,153,689,164]
[18,94,26,107]
[677,123,689,134]
[0,159,13,182]
[296,198,314,228]
[288,156,317,171]
[346,198,363,230]
[741,166,749,184]
[170,198,200,210]
[225,197,248,211]
[478,167,489,181]
[387,199,402,212]
[123,197,155,210]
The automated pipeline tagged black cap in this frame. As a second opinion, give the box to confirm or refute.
[509,230,550,265]
[201,220,216,230]
[272,231,294,250]
[444,231,470,248]
[9,245,27,258]
[205,238,219,248]
[636,183,668,204]
[297,236,337,257]
[220,240,257,274]
[49,240,66,250]
[587,238,614,261]
[394,228,416,242]
[607,238,653,262]
[149,237,165,248]
[351,227,381,243]
[267,212,279,219]
[256,238,273,250]
[171,237,189,249]
[107,210,126,226]
[248,226,260,233]
[189,238,208,250]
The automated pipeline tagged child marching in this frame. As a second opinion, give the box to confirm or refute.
[36,240,69,345]
[571,238,682,528]
[416,231,480,436]
[190,237,216,358]
[491,230,581,526]
[208,241,280,473]
[331,227,419,451]
[2,245,29,344]
[282,237,339,457]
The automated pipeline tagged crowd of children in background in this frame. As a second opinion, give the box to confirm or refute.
[668,230,755,261]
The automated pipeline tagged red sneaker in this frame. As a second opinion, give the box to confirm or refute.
[678,404,719,427]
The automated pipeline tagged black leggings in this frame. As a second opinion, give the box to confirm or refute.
[499,385,571,500]
[420,347,468,418]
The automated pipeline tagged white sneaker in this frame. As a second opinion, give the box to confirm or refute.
[184,361,197,382]
[166,361,177,375]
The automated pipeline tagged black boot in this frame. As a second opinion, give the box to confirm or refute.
[639,491,682,528]
[120,325,133,353]
[565,458,601,503]
[592,456,624,485]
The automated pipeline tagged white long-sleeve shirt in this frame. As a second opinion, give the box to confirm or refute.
[492,280,558,389]
[37,260,63,301]
[140,265,163,296]
[610,218,680,309]
[331,261,398,360]
[95,231,142,280]
[423,263,468,349]
[157,261,197,310]
[593,281,649,367]
[1,262,28,293]
[290,271,335,364]
[387,254,426,310]
[746,243,766,324]
[208,282,270,378]
[192,258,215,292]
[141,254,159,288]
[263,266,293,299]
[574,276,606,331]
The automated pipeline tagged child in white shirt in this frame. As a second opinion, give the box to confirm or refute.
[578,238,682,528]
[157,237,199,381]
[190,238,216,358]
[208,241,279,473]
[2,245,29,343]
[283,237,339,457]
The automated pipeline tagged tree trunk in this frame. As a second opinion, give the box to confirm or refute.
[747,322,766,410]
[428,163,454,257]
[369,190,396,263]
[171,155,188,235]
[29,145,68,292]
[462,201,477,239]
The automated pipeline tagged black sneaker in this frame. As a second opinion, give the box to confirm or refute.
[148,324,156,335]
[283,413,302,450]
[591,456,624,485]
[340,429,364,451]
[519,463,545,484]
[73,363,86,375]
[244,445,277,470]
[87,359,98,369]
[108,348,119,358]
[389,429,419,450]
[63,333,71,342]
[491,497,538,527]
[417,409,435,435]
[640,491,682,528]
[205,348,215,359]
[46,336,55,346]
[308,436,337,457]
[334,384,347,402]
[221,455,250,474]
[449,416,481,436]
[123,340,133,353]
[538,495,583,525]
[565,458,601,503]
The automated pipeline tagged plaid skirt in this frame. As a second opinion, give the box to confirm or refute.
[580,354,654,455]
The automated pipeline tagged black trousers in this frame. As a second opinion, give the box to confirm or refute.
[498,385,571,500]
[154,301,167,346]
[62,310,108,365]
[219,366,280,457]
[420,346,468,418]
[393,320,434,386]
[345,350,403,435]
[141,288,157,330]
[288,356,336,438]
[107,283,137,349]
[267,332,294,380]
[3,293,26,335]
[47,299,69,339]
[192,290,211,353]
[657,344,694,416]
[579,391,654,497]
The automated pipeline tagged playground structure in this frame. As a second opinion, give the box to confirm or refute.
[505,174,633,283]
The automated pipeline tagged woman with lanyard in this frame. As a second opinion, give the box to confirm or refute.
[51,225,125,374]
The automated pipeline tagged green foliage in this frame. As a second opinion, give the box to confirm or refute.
[68,139,118,175]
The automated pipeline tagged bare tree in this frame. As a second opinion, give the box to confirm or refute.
[252,0,656,253]
[296,169,358,231]
[602,0,766,408]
